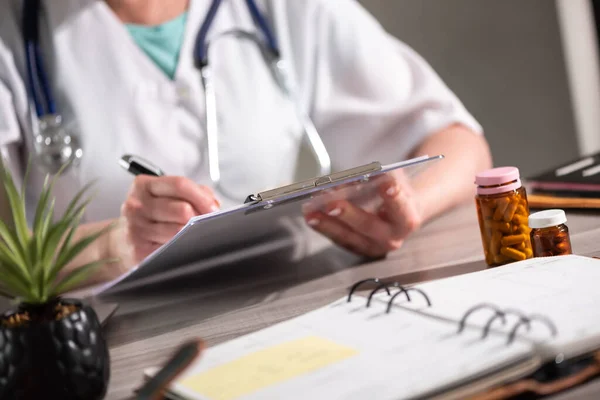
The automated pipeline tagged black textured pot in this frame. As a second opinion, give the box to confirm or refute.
[0,298,110,400]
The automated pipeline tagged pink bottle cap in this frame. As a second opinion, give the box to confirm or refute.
[475,166,522,195]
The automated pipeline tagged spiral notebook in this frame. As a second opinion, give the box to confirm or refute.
[145,255,600,400]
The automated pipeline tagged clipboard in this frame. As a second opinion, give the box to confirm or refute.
[94,154,443,296]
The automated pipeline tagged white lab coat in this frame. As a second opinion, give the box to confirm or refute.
[0,0,482,224]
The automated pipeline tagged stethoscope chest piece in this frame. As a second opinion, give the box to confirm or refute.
[33,114,83,174]
[22,0,83,175]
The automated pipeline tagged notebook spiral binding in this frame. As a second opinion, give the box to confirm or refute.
[347,278,432,313]
[457,303,558,345]
[347,279,558,346]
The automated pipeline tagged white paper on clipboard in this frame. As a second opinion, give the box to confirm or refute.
[94,154,443,296]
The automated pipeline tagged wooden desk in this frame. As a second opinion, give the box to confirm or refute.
[99,203,600,399]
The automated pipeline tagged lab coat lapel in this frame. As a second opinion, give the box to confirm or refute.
[95,1,175,87]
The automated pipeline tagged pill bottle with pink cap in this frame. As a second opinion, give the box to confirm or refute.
[474,166,533,267]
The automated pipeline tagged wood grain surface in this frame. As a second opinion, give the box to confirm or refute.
[528,193,600,209]
[26,203,600,399]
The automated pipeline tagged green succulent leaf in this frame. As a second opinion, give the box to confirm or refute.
[43,220,72,263]
[28,235,49,302]
[41,220,73,282]
[52,221,116,278]
[0,241,27,277]
[0,263,32,299]
[1,168,31,267]
[32,175,51,255]
[0,220,30,280]
[63,180,97,221]
[28,234,39,279]
[37,198,55,258]
[46,212,82,285]
[31,161,71,258]
[0,157,116,304]
[20,159,31,202]
[50,258,117,296]
[0,283,19,300]
[32,175,50,232]
[33,162,71,234]
[0,251,31,292]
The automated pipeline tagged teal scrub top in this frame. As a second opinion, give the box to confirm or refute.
[125,12,189,80]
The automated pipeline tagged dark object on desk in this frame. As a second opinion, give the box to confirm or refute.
[135,339,204,400]
[0,298,110,400]
[527,151,600,197]
[470,350,600,400]
[525,152,600,208]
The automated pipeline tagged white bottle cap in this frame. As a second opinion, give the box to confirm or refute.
[528,209,567,229]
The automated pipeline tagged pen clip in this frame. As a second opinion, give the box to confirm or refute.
[244,161,382,204]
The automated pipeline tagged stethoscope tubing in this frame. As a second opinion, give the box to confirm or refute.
[22,0,56,118]
[194,0,280,67]
[194,0,332,201]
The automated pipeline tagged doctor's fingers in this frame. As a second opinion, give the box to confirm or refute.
[123,225,161,263]
[319,201,401,250]
[306,212,389,259]
[135,175,219,214]
[127,217,183,244]
[122,195,196,225]
[378,181,422,239]
[132,241,161,264]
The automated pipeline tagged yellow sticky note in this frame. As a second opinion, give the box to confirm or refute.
[178,336,358,400]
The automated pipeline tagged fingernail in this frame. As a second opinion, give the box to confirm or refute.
[328,208,342,217]
[386,185,398,197]
[307,218,320,226]
[210,204,220,212]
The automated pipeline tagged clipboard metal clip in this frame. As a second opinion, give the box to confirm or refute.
[244,161,382,204]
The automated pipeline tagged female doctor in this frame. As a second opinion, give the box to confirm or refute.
[0,0,491,285]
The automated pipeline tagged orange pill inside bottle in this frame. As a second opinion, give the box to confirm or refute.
[528,209,573,257]
[474,167,534,267]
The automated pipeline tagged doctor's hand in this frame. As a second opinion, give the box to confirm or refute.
[303,172,422,259]
[120,175,220,263]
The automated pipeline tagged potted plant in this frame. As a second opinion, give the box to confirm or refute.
[0,162,116,399]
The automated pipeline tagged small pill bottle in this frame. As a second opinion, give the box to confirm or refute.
[528,209,573,257]
[474,166,534,267]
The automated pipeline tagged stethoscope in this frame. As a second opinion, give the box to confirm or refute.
[22,0,83,175]
[22,0,332,201]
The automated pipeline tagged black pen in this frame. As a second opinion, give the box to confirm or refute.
[119,154,165,177]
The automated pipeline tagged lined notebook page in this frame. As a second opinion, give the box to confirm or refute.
[410,255,600,359]
[163,296,534,400]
